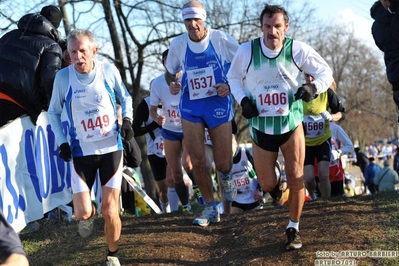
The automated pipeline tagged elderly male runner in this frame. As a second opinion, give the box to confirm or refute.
[166,0,239,226]
[48,29,133,266]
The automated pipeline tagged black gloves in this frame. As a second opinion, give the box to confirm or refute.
[59,143,71,162]
[123,167,135,177]
[294,84,317,102]
[240,97,259,119]
[121,119,134,141]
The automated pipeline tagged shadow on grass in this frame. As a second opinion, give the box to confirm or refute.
[20,191,399,266]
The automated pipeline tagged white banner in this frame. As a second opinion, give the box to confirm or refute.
[0,112,74,232]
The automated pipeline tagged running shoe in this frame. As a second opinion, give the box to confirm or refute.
[310,193,318,201]
[220,174,237,202]
[105,256,121,266]
[270,174,283,201]
[192,205,220,227]
[78,217,94,238]
[285,227,302,250]
[182,204,193,214]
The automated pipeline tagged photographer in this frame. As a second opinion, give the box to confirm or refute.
[0,211,29,266]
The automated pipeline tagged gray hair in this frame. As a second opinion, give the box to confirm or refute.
[67,29,98,51]
[182,0,204,9]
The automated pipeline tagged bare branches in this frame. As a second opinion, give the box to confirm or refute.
[0,0,394,145]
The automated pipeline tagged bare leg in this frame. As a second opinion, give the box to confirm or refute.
[73,191,95,220]
[157,179,169,203]
[182,120,213,202]
[280,125,305,223]
[208,122,232,175]
[304,165,316,199]
[318,160,331,197]
[164,139,189,205]
[102,186,121,253]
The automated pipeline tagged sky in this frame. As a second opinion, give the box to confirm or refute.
[0,0,383,84]
[306,0,377,46]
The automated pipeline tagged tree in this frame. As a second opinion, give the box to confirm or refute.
[0,0,342,201]
[307,24,397,148]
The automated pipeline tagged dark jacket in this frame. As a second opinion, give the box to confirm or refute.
[394,153,399,174]
[364,161,381,186]
[0,210,26,261]
[0,12,62,124]
[371,1,399,90]
[355,150,369,173]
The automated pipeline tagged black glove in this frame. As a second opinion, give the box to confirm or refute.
[123,167,135,177]
[59,143,71,162]
[240,97,259,119]
[121,119,134,141]
[294,84,317,102]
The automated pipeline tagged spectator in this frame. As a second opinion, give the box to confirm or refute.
[0,210,29,266]
[367,144,379,158]
[393,146,399,174]
[59,39,72,68]
[0,5,62,127]
[117,105,142,214]
[365,157,382,194]
[343,178,355,197]
[374,160,399,191]
[354,146,370,193]
[166,0,240,226]
[48,29,133,266]
[227,4,333,250]
[329,122,353,196]
[371,0,399,123]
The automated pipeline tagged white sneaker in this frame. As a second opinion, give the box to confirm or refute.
[106,256,121,266]
[192,205,220,227]
[78,218,94,238]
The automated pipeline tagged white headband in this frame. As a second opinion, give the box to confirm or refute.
[182,7,207,21]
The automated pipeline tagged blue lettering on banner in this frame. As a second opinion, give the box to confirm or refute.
[24,129,42,202]
[36,126,51,198]
[1,114,74,228]
[47,123,71,192]
[24,124,72,204]
[0,144,25,223]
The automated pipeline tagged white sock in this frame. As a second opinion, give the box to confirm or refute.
[159,200,170,214]
[287,219,299,231]
[167,187,179,211]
